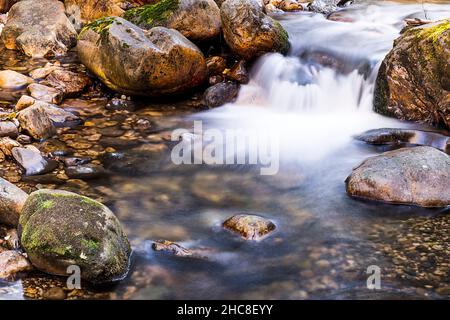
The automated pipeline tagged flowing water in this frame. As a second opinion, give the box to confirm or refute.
[1,1,449,299]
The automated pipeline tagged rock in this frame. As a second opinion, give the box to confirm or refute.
[2,229,20,250]
[12,146,58,176]
[15,95,36,111]
[16,134,32,145]
[204,82,239,108]
[123,0,221,42]
[0,250,33,278]
[105,97,136,111]
[0,177,28,226]
[42,287,66,300]
[223,214,276,240]
[64,0,128,23]
[308,0,346,15]
[29,64,59,80]
[0,0,19,14]
[374,20,450,129]
[152,240,212,259]
[346,146,450,207]
[209,75,224,85]
[206,56,227,76]
[0,137,20,157]
[27,83,63,104]
[17,101,80,140]
[1,0,77,57]
[221,0,290,60]
[42,69,92,98]
[277,0,302,12]
[18,189,132,283]
[77,17,207,96]
[65,164,107,180]
[0,121,18,138]
[0,70,33,89]
[224,60,249,84]
[63,157,92,167]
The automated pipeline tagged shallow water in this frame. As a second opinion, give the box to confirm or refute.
[0,0,449,300]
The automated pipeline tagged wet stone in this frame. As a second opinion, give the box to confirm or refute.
[0,250,33,279]
[12,146,58,176]
[42,287,67,300]
[27,83,63,104]
[0,121,19,138]
[106,97,136,112]
[65,164,106,180]
[223,214,276,241]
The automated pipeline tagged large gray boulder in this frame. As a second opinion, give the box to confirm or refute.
[221,0,290,60]
[1,0,77,57]
[346,146,450,207]
[124,0,221,42]
[77,17,207,96]
[18,189,131,283]
[0,177,28,226]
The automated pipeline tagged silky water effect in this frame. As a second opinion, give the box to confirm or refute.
[1,1,449,299]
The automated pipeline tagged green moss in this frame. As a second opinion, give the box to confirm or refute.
[408,20,450,43]
[123,0,180,28]
[79,17,116,37]
[39,200,54,210]
[81,238,100,251]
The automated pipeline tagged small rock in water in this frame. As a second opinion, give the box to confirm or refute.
[0,250,33,279]
[206,56,227,76]
[15,95,36,111]
[152,240,194,257]
[0,70,33,89]
[42,287,66,300]
[0,137,21,157]
[29,64,59,80]
[0,121,19,138]
[355,128,415,145]
[16,134,32,144]
[12,146,58,176]
[203,82,240,108]
[224,60,249,84]
[43,69,92,98]
[63,156,92,167]
[27,83,63,104]
[19,189,132,283]
[105,97,136,111]
[0,177,28,226]
[65,164,106,180]
[346,146,450,207]
[223,214,276,241]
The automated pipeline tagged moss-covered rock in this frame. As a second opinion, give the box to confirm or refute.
[123,0,221,41]
[77,17,207,96]
[374,20,450,129]
[220,0,290,60]
[18,189,131,283]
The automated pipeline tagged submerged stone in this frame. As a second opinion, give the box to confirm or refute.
[18,189,132,283]
[223,214,276,241]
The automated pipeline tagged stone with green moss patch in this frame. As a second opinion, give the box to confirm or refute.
[374,20,450,129]
[124,0,180,29]
[19,189,131,283]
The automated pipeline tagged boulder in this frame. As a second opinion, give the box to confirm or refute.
[64,0,126,24]
[0,70,33,89]
[346,146,450,207]
[374,20,450,129]
[223,214,276,240]
[0,177,28,226]
[1,0,77,57]
[18,189,131,283]
[221,0,290,60]
[123,0,221,42]
[77,17,207,96]
[203,81,239,108]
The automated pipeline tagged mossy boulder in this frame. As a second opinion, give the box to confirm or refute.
[346,146,450,207]
[18,189,131,283]
[77,17,207,96]
[374,20,450,129]
[220,0,290,60]
[124,0,221,42]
